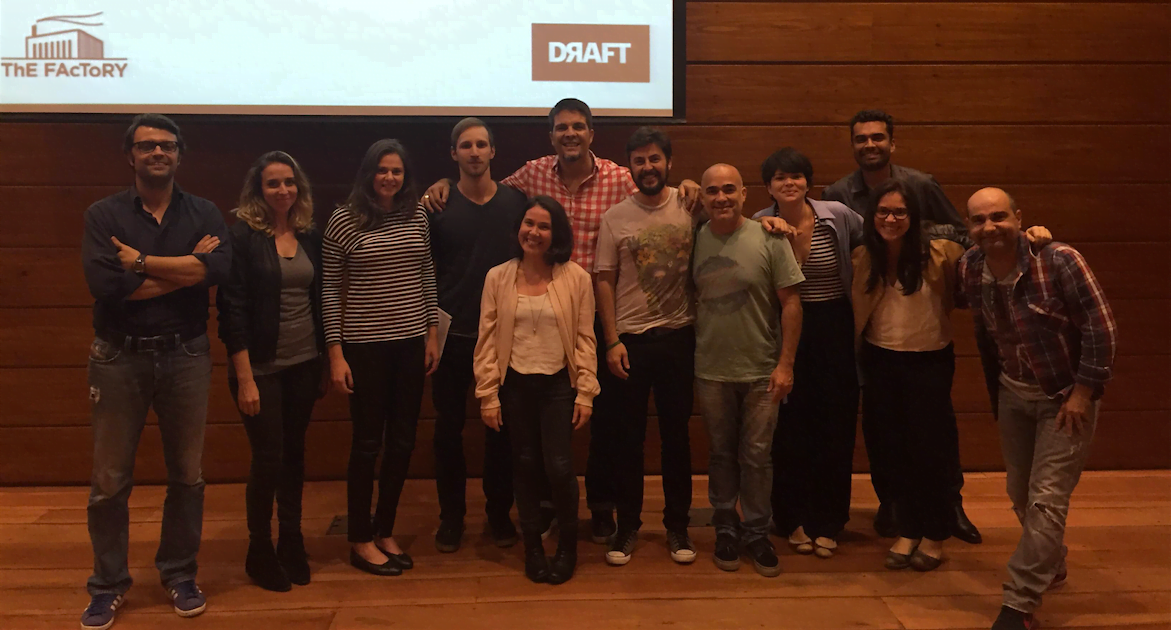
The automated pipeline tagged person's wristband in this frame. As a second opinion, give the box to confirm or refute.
[606,340,622,351]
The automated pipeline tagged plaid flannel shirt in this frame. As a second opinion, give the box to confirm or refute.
[502,152,637,272]
[957,235,1118,407]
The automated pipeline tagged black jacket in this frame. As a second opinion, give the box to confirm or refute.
[216,220,324,364]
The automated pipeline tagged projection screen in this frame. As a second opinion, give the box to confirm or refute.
[0,0,680,117]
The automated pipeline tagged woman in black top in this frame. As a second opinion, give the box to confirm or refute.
[217,151,325,592]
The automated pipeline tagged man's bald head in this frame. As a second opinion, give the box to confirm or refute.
[700,163,748,227]
[967,187,1022,254]
[701,163,743,188]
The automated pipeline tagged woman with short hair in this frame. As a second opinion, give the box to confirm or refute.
[474,195,599,585]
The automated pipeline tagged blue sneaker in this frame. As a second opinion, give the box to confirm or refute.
[80,593,124,630]
[167,581,206,618]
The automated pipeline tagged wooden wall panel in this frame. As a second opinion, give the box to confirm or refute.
[2,410,1166,486]
[688,65,1170,124]
[687,3,1171,63]
[1,1,1167,484]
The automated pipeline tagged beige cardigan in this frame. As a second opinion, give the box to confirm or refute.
[473,259,600,411]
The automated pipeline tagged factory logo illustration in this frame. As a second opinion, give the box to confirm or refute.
[2,12,129,78]
[532,23,650,83]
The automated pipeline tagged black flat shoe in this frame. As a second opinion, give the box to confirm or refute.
[884,550,913,570]
[349,549,402,576]
[910,549,943,572]
[378,547,414,570]
[949,502,983,545]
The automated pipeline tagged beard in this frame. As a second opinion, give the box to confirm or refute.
[857,151,891,172]
[635,169,668,196]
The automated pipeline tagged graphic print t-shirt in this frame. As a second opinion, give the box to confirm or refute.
[594,188,695,335]
[692,219,805,382]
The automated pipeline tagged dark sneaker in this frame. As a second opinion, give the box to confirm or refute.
[167,581,206,618]
[539,506,558,541]
[747,538,782,578]
[605,528,638,566]
[435,520,464,553]
[489,516,519,548]
[590,510,617,544]
[713,533,741,572]
[666,529,696,564]
[991,605,1039,630]
[81,593,124,630]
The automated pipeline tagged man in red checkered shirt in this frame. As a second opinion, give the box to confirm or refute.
[958,188,1117,630]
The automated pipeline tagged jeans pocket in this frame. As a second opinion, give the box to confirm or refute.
[180,335,211,357]
[88,338,122,364]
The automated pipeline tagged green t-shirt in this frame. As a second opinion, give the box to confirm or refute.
[692,219,805,382]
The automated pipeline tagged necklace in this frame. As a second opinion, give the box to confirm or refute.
[527,292,547,334]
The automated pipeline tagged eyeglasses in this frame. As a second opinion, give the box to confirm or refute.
[132,140,180,154]
[875,208,908,220]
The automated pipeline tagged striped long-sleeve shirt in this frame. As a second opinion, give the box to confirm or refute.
[322,205,438,345]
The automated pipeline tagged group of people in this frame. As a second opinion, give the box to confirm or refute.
[78,101,1116,630]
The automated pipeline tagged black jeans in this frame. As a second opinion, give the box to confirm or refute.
[229,357,322,541]
[501,368,579,537]
[585,320,618,514]
[343,337,426,543]
[860,342,958,542]
[771,299,858,540]
[611,326,694,532]
[432,334,514,526]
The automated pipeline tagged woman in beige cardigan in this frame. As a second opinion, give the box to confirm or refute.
[474,195,599,585]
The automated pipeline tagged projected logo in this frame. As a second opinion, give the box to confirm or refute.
[532,24,650,83]
[1,12,128,78]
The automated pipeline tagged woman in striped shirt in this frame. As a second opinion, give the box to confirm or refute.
[323,139,440,576]
[753,148,863,560]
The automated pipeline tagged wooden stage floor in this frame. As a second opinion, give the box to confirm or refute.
[1,471,1168,629]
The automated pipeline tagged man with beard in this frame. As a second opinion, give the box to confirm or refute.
[822,109,982,545]
[80,114,230,630]
[594,127,697,566]
[692,164,804,577]
[959,188,1115,630]
[428,118,528,552]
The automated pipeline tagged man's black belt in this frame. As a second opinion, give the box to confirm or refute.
[97,329,202,353]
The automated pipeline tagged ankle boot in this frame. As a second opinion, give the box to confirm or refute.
[548,523,578,584]
[246,538,292,592]
[277,532,311,586]
[523,533,550,583]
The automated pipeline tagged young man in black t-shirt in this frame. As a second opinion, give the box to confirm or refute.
[429,118,528,551]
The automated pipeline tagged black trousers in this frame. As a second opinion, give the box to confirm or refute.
[860,342,958,542]
[344,337,426,543]
[585,320,618,514]
[432,334,514,526]
[771,299,858,540]
[611,326,694,532]
[230,357,323,541]
[500,368,579,537]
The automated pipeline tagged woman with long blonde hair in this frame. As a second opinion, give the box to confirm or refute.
[216,150,325,591]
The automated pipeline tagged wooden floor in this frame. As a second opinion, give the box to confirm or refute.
[0,471,1168,630]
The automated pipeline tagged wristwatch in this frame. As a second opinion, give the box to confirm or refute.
[133,254,147,276]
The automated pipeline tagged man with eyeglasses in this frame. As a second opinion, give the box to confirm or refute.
[821,108,982,546]
[80,113,230,630]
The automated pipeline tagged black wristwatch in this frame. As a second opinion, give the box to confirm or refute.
[133,254,147,276]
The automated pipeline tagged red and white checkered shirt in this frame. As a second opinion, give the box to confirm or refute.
[502,152,637,272]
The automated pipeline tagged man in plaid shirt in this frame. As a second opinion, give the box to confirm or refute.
[957,188,1117,630]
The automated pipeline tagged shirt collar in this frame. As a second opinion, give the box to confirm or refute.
[550,151,601,178]
[847,163,904,196]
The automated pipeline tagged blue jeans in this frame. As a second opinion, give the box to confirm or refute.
[696,377,779,544]
[86,334,212,596]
